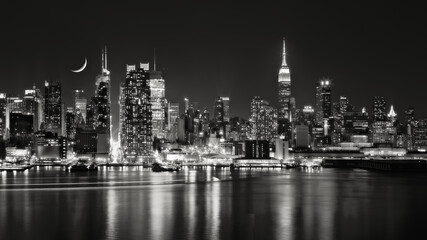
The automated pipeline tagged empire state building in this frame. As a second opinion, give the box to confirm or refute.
[278,38,292,138]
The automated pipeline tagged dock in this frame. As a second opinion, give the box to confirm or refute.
[322,159,427,172]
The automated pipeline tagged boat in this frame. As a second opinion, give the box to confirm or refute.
[0,163,33,172]
[284,162,297,169]
[151,162,181,172]
[66,159,98,171]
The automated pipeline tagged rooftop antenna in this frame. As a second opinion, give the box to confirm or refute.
[153,48,156,71]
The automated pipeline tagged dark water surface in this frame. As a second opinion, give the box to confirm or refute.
[1,166,426,240]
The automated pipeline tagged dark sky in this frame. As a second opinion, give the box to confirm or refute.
[1,1,427,134]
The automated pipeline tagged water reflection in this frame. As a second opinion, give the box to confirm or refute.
[0,168,427,239]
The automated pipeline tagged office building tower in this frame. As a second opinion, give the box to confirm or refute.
[121,64,152,159]
[167,102,179,131]
[221,97,230,123]
[94,46,111,150]
[184,98,189,113]
[278,38,292,139]
[0,94,6,139]
[213,97,224,131]
[86,97,96,130]
[147,63,166,139]
[372,96,387,121]
[65,107,75,140]
[23,87,43,132]
[315,78,332,127]
[44,81,62,136]
[73,89,87,128]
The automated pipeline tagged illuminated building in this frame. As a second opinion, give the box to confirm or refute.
[184,98,189,113]
[249,96,277,141]
[94,46,111,152]
[65,107,75,140]
[23,87,43,132]
[343,110,370,142]
[221,97,230,123]
[413,119,427,150]
[35,131,67,160]
[373,96,386,121]
[121,64,152,159]
[0,93,6,139]
[85,97,96,130]
[147,63,166,139]
[278,38,292,139]
[213,97,224,136]
[388,105,397,123]
[315,78,332,127]
[245,140,269,159]
[372,121,396,146]
[44,81,62,136]
[73,89,87,128]
[167,102,179,131]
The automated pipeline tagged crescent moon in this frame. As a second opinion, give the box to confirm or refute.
[71,58,87,73]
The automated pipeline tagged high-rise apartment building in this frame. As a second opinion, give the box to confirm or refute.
[249,96,277,141]
[121,64,152,159]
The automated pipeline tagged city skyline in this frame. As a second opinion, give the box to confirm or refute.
[1,1,427,123]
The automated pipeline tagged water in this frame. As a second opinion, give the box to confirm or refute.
[1,166,426,240]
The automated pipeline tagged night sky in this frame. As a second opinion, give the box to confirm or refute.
[1,1,427,135]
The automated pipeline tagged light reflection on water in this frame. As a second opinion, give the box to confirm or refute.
[1,167,427,240]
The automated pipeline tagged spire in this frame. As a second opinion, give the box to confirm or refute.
[104,45,108,70]
[388,105,397,118]
[101,48,104,70]
[153,48,156,72]
[281,38,287,66]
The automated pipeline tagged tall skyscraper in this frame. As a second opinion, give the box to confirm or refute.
[94,46,111,149]
[373,96,386,121]
[44,81,62,136]
[167,102,179,131]
[184,98,189,113]
[213,97,225,136]
[0,93,6,140]
[315,78,332,127]
[249,96,277,141]
[278,38,292,139]
[73,89,87,128]
[23,87,43,132]
[121,64,152,160]
[147,63,166,139]
[221,97,230,123]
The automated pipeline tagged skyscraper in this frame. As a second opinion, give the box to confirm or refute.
[94,46,111,149]
[23,87,43,131]
[315,78,332,127]
[213,97,224,136]
[249,96,277,141]
[278,38,292,139]
[147,63,166,140]
[73,89,87,128]
[373,96,386,121]
[44,81,62,136]
[167,102,179,131]
[0,94,6,139]
[121,64,152,160]
[221,97,230,123]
